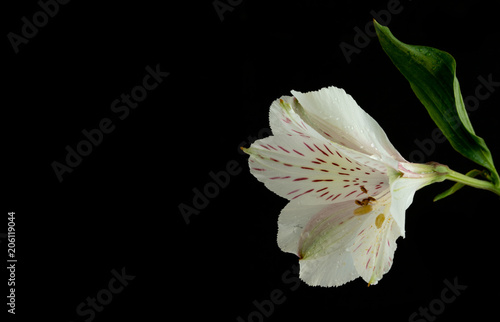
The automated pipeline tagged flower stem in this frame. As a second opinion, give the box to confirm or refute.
[445,169,500,197]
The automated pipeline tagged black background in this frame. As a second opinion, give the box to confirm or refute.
[4,0,499,321]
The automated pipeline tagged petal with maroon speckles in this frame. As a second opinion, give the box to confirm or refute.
[291,86,406,169]
[245,134,389,204]
[350,211,400,285]
[269,96,322,140]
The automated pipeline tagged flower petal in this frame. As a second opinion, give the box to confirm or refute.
[350,211,401,285]
[245,134,390,205]
[290,86,406,169]
[389,172,435,237]
[268,95,390,175]
[278,200,361,286]
[269,96,323,140]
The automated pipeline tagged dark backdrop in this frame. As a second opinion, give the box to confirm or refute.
[4,0,499,321]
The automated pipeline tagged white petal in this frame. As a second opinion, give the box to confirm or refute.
[246,135,390,205]
[267,93,391,176]
[291,86,406,169]
[278,201,361,286]
[390,183,429,239]
[350,212,401,285]
[299,251,358,287]
[269,96,323,140]
[277,199,319,255]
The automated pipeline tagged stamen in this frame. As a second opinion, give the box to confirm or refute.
[359,199,370,206]
[375,214,385,228]
[360,185,368,194]
[360,197,375,206]
[354,205,373,216]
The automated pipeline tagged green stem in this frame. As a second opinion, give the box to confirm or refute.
[445,169,500,197]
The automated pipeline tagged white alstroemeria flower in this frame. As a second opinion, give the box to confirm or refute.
[243,86,448,286]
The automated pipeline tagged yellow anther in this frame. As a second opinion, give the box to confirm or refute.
[375,213,385,228]
[354,205,373,216]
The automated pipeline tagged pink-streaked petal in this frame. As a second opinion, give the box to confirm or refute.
[269,96,324,140]
[291,86,406,169]
[268,94,391,174]
[246,135,389,205]
[350,212,401,285]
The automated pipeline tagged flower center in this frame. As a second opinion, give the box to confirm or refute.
[353,186,391,228]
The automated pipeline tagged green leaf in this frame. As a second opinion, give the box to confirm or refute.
[373,20,499,187]
[433,169,483,202]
